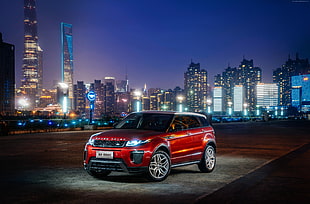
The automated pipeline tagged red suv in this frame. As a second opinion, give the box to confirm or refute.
[84,111,216,181]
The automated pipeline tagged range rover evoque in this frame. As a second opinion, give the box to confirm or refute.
[83,111,216,181]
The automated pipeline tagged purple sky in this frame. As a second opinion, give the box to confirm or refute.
[1,0,310,90]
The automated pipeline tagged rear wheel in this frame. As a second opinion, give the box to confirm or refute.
[198,145,216,173]
[147,151,171,181]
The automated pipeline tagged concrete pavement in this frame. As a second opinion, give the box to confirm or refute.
[196,142,310,204]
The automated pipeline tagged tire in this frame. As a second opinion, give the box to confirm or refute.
[87,169,111,179]
[147,151,171,182]
[198,145,216,173]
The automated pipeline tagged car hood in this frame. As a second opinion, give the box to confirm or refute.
[91,129,164,141]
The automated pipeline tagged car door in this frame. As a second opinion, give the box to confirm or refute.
[167,115,195,164]
[184,116,206,160]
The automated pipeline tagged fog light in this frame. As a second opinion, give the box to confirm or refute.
[131,150,144,164]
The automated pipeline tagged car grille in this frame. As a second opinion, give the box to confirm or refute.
[89,158,126,172]
[93,140,126,148]
[91,161,123,171]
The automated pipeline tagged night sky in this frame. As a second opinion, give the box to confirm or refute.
[1,0,310,90]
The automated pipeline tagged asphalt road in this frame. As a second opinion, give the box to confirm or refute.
[0,120,309,204]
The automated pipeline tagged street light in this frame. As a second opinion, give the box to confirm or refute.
[281,107,284,116]
[207,99,212,114]
[177,95,184,112]
[243,103,248,116]
[18,98,29,111]
[256,105,260,116]
[228,101,233,116]
[134,90,142,112]
[59,83,69,118]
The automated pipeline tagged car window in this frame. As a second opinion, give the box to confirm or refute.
[169,116,187,132]
[139,114,173,131]
[115,113,173,132]
[185,116,201,129]
[197,116,210,127]
[169,115,201,132]
[115,113,142,129]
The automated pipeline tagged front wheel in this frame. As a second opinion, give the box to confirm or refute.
[147,151,171,182]
[198,145,216,173]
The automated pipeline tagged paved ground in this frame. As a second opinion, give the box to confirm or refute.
[0,120,309,203]
[196,142,310,204]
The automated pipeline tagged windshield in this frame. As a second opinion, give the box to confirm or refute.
[115,113,174,132]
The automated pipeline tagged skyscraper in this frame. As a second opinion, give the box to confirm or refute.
[0,33,15,115]
[21,0,43,109]
[216,58,262,115]
[184,61,208,112]
[90,80,104,118]
[104,77,116,116]
[236,59,262,112]
[73,81,86,116]
[273,54,310,106]
[61,22,73,111]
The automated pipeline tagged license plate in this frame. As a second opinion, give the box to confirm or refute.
[96,151,113,159]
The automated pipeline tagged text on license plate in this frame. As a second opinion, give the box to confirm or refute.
[96,151,113,159]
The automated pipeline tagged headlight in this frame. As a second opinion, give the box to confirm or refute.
[126,139,150,147]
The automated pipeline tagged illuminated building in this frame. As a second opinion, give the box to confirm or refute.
[115,92,130,115]
[149,95,158,110]
[256,83,278,107]
[39,88,57,108]
[21,0,43,109]
[184,61,208,112]
[104,77,116,116]
[115,75,130,115]
[237,59,261,113]
[73,81,86,116]
[116,80,128,92]
[89,80,104,118]
[233,85,244,112]
[291,74,310,112]
[216,58,261,115]
[0,33,15,115]
[142,96,151,111]
[213,87,223,113]
[61,22,73,110]
[221,66,238,111]
[273,54,310,106]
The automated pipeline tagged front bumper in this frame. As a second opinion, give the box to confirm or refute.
[84,157,147,173]
[84,144,152,173]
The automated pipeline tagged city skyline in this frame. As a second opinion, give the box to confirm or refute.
[1,0,310,90]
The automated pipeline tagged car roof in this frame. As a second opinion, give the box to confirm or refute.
[133,110,207,118]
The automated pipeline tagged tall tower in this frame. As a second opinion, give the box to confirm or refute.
[61,22,73,110]
[237,59,262,112]
[184,61,208,112]
[21,0,43,109]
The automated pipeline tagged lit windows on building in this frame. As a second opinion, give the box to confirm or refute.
[21,0,43,109]
[273,54,310,106]
[184,61,208,112]
[61,22,73,111]
[213,87,223,113]
[233,85,244,112]
[291,74,310,112]
[256,83,278,107]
